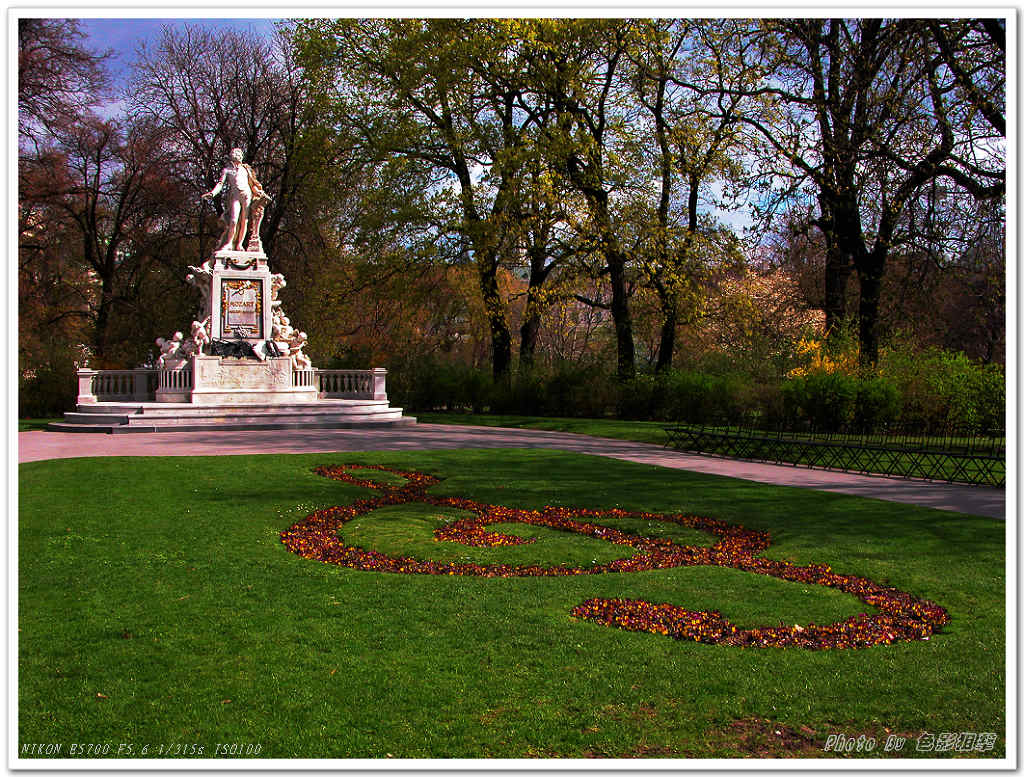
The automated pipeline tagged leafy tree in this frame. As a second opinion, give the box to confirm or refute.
[926,18,1005,141]
[626,19,746,372]
[508,157,592,369]
[295,19,555,380]
[523,19,642,382]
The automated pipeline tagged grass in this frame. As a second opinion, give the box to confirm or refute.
[418,413,1005,486]
[418,412,671,444]
[19,449,1005,759]
[18,418,61,432]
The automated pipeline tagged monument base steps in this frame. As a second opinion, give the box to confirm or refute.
[47,399,415,434]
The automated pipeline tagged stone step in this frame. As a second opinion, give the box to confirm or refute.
[74,400,391,416]
[52,399,414,433]
[48,416,417,434]
[135,404,400,419]
[61,412,131,425]
[123,409,406,426]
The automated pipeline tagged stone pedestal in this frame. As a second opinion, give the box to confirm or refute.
[189,355,317,405]
[208,250,274,348]
[77,369,98,404]
[156,241,317,406]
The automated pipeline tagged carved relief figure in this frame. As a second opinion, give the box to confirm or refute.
[273,313,295,343]
[245,187,272,253]
[186,265,214,314]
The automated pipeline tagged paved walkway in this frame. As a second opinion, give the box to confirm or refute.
[18,423,1005,518]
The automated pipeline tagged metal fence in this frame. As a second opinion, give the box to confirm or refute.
[664,422,1005,487]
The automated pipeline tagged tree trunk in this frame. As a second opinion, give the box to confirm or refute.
[478,259,513,380]
[823,235,853,335]
[655,306,676,374]
[855,254,885,366]
[454,154,513,382]
[520,312,541,370]
[589,197,635,382]
[607,251,635,382]
[93,274,114,362]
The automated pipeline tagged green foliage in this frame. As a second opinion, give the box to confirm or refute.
[854,376,904,430]
[781,373,852,431]
[394,360,782,425]
[620,370,752,424]
[881,346,1005,430]
[385,343,1000,433]
[18,340,82,418]
[390,359,620,418]
[781,372,901,432]
[19,366,78,418]
[499,363,617,418]
[387,357,494,414]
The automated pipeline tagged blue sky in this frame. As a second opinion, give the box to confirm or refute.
[78,17,279,83]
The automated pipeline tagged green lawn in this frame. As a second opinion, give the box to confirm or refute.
[418,412,671,444]
[18,418,62,432]
[418,413,1005,486]
[19,450,1005,759]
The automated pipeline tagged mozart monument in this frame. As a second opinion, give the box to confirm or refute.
[51,149,411,432]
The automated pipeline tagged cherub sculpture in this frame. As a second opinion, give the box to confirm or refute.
[191,319,211,354]
[156,331,185,366]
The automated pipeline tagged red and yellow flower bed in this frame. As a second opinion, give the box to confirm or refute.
[280,464,949,649]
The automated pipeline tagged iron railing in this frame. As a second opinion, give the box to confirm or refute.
[664,422,1005,487]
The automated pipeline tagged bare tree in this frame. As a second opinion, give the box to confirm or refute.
[18,18,110,148]
[730,18,1005,363]
[20,115,181,362]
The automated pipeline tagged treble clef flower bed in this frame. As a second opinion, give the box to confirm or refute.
[280,464,950,650]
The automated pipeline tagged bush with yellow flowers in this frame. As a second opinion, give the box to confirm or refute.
[782,333,901,431]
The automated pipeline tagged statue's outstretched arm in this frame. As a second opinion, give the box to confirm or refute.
[202,169,228,200]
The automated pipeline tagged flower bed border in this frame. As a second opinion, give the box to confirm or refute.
[280,464,949,650]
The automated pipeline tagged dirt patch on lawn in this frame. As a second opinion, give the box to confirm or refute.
[703,717,823,758]
[701,718,979,759]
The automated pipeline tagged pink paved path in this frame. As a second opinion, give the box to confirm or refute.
[19,423,1005,518]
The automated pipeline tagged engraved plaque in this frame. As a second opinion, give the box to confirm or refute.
[220,278,263,339]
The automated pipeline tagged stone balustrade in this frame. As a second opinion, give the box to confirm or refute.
[316,368,387,400]
[292,369,316,388]
[77,369,158,403]
[159,363,194,392]
[77,366,387,403]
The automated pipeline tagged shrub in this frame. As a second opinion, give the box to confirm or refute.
[619,368,758,424]
[19,365,77,418]
[781,372,901,432]
[387,343,1002,433]
[853,376,902,430]
[881,346,1005,430]
[544,363,615,417]
[490,371,545,416]
[618,374,657,420]
[662,370,743,424]
[387,357,493,413]
[782,372,855,430]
